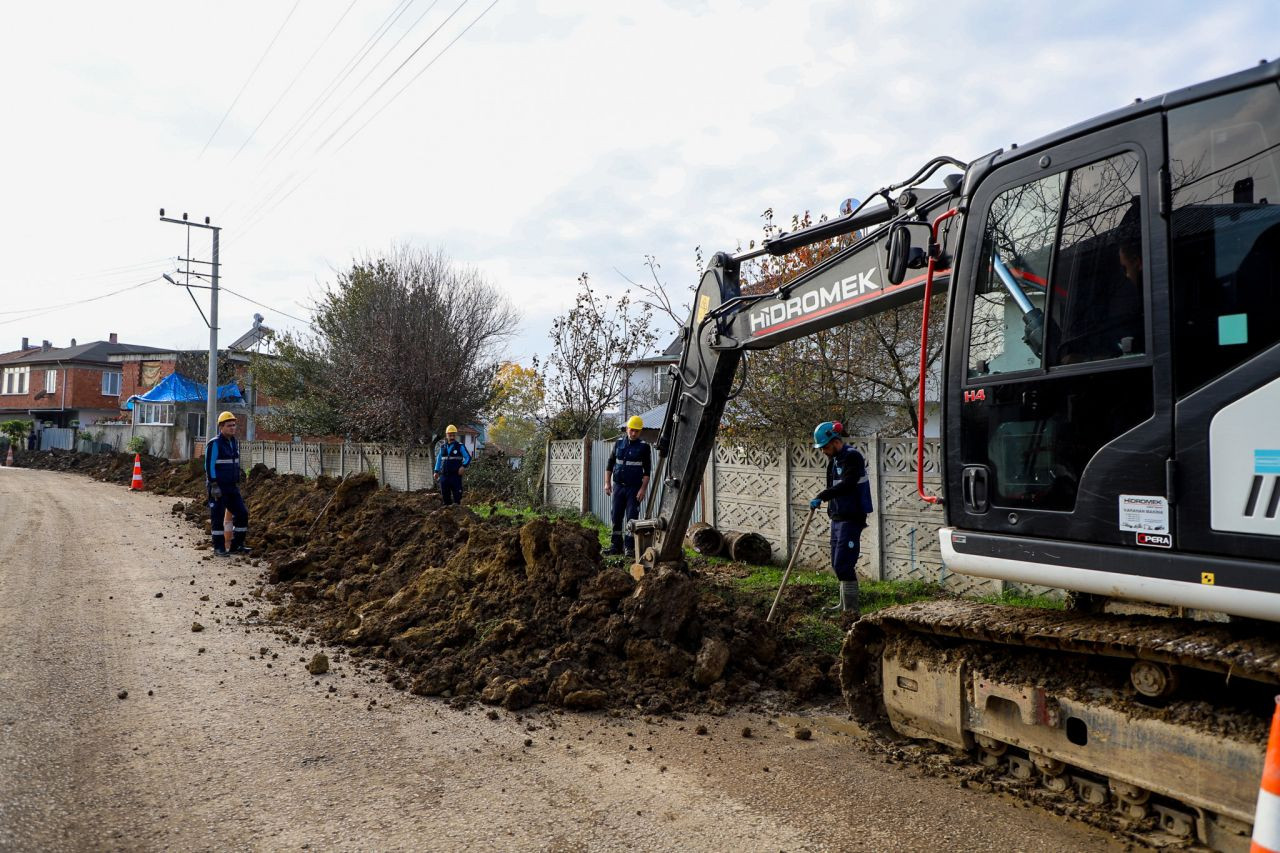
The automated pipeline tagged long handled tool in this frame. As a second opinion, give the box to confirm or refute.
[767,505,817,623]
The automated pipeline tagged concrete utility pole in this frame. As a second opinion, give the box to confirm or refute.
[159,210,222,441]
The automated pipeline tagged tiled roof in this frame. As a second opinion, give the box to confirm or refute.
[12,340,171,366]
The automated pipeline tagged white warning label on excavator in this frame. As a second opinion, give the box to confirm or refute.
[1118,495,1169,533]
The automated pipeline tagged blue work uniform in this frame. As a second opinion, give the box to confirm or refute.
[606,436,651,555]
[205,433,248,553]
[817,444,873,582]
[434,439,471,505]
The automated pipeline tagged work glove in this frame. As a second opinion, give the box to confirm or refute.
[210,483,223,501]
[809,497,822,510]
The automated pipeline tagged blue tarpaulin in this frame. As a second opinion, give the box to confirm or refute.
[124,373,243,410]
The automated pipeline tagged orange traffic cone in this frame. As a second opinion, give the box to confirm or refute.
[1253,696,1280,852]
[130,453,145,491]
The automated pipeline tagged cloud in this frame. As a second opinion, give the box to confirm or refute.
[0,0,1275,370]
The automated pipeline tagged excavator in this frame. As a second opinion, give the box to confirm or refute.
[633,59,1280,849]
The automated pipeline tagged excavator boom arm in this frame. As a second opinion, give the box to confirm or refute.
[638,181,962,564]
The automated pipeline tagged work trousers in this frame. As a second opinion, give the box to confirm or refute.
[610,484,642,555]
[439,474,463,506]
[210,484,249,551]
[830,518,864,583]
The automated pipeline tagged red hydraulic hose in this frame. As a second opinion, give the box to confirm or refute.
[917,207,959,504]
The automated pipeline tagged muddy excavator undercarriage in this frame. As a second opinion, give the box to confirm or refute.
[634,59,1280,850]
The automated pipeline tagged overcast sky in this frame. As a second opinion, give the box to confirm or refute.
[0,0,1275,361]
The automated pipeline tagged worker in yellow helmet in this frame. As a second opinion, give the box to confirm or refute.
[205,411,250,556]
[603,415,651,557]
[433,424,471,505]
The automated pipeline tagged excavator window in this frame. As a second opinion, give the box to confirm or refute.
[1168,82,1280,397]
[962,149,1154,513]
[968,172,1062,377]
[1047,154,1145,366]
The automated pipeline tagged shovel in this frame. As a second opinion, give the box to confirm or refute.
[767,505,817,624]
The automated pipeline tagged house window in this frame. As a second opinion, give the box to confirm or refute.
[135,402,175,425]
[102,371,122,396]
[2,366,29,395]
[44,369,57,393]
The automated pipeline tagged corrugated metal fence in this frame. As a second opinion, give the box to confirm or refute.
[588,438,702,530]
[39,428,76,451]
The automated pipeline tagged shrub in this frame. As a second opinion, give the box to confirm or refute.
[126,435,148,455]
[464,450,520,502]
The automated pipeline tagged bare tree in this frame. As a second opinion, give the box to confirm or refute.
[615,254,690,337]
[536,273,657,438]
[255,245,518,444]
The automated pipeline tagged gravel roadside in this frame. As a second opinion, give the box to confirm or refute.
[0,467,1127,851]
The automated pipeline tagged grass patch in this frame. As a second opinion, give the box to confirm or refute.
[788,614,844,656]
[860,579,945,613]
[977,589,1066,610]
[471,501,615,549]
[734,565,839,592]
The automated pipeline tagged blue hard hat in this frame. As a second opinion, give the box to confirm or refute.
[813,421,839,448]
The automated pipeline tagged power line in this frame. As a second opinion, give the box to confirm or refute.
[0,278,162,326]
[230,0,359,163]
[199,0,303,158]
[316,0,470,155]
[304,0,443,156]
[209,0,501,258]
[219,285,310,324]
[64,257,173,279]
[253,0,416,178]
[335,0,501,155]
[239,0,501,232]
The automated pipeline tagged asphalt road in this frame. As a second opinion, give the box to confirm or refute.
[0,467,1128,851]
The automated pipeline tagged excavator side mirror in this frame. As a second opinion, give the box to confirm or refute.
[886,224,912,284]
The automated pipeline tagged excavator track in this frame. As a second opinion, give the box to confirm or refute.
[840,600,1280,851]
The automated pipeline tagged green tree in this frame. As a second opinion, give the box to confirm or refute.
[0,419,30,450]
[255,245,518,444]
[487,362,544,454]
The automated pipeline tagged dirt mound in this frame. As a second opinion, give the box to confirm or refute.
[180,468,840,714]
[15,449,205,496]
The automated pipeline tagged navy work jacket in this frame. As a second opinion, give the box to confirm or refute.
[608,438,651,488]
[818,444,873,524]
[434,440,472,476]
[205,434,241,488]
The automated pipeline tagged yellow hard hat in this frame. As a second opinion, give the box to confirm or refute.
[445,424,459,435]
[217,411,237,424]
[627,415,644,430]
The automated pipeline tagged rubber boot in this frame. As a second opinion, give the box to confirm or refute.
[212,530,229,556]
[231,530,251,555]
[840,580,860,616]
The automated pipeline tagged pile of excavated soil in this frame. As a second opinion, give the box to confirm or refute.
[177,467,841,714]
[15,449,206,496]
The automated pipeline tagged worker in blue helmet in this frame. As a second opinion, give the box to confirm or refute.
[809,420,873,614]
